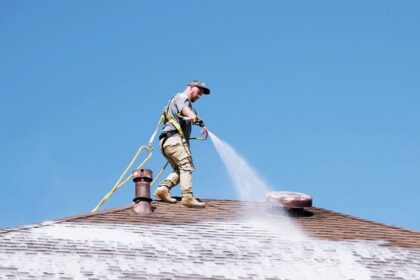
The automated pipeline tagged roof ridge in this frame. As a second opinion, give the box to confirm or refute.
[60,201,419,233]
[2,200,418,234]
[315,207,420,234]
[0,199,233,233]
[57,205,133,223]
[0,220,62,234]
[0,205,133,234]
[55,199,245,222]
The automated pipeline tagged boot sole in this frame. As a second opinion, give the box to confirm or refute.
[181,204,206,208]
[154,193,177,204]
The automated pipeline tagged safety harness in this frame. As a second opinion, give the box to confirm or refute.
[162,97,186,139]
[159,97,189,159]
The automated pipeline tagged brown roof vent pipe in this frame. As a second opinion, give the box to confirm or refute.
[132,168,153,215]
[266,191,312,216]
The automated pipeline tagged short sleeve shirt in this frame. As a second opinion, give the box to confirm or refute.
[162,93,196,139]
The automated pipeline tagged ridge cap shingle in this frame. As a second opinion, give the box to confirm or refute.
[314,206,420,234]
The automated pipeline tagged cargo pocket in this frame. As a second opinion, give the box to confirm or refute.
[178,156,195,172]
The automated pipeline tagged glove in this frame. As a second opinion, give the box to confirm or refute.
[195,118,205,127]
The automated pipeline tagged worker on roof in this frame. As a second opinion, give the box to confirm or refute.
[154,80,210,208]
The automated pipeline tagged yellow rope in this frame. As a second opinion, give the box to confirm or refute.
[91,116,163,212]
[149,115,165,145]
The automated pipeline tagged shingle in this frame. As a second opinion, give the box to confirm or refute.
[0,199,419,279]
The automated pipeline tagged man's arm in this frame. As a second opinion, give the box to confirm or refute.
[181,107,198,124]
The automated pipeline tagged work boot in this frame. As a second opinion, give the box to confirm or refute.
[154,186,177,204]
[181,193,206,208]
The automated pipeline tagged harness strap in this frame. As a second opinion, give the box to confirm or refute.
[163,97,186,139]
[160,133,171,158]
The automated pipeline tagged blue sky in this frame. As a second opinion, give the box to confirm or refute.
[1,1,419,230]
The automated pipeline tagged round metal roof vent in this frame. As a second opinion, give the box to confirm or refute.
[133,168,153,182]
[266,191,312,209]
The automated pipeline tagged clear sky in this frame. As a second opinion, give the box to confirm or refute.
[1,1,419,230]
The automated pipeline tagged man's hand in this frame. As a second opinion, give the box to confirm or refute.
[181,107,198,124]
[195,118,205,127]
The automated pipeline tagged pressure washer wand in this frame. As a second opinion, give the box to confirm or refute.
[179,115,208,141]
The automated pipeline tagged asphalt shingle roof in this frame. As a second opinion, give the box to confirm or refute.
[1,199,419,279]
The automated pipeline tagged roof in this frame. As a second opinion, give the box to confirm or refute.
[1,199,419,279]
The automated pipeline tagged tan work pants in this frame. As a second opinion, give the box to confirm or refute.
[159,135,195,195]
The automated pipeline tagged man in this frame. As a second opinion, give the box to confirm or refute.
[154,80,210,208]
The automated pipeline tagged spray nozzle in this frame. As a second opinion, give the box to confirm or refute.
[200,126,208,135]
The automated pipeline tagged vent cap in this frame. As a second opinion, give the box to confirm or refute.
[266,191,312,209]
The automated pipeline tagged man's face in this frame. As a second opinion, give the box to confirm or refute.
[190,86,204,102]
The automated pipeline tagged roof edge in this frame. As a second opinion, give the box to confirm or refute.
[2,200,418,235]
[61,201,420,233]
[314,207,420,234]
[57,205,133,223]
[0,205,133,234]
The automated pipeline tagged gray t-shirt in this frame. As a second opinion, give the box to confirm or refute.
[162,93,196,139]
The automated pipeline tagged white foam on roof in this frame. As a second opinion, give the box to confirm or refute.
[35,223,143,243]
[1,221,419,279]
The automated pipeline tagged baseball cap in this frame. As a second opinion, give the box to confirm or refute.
[189,80,211,95]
